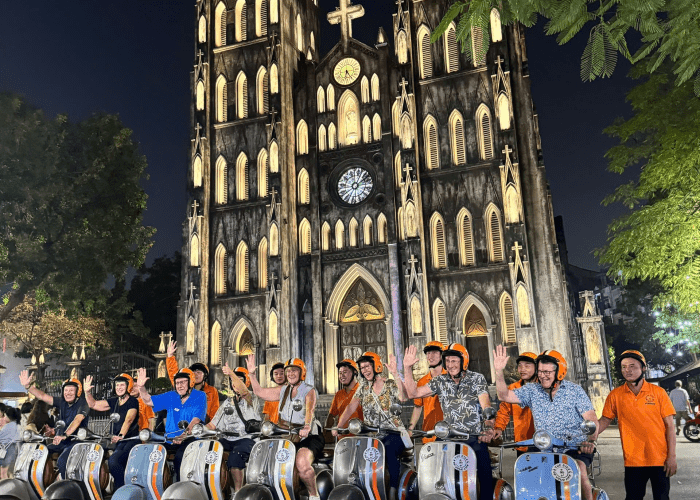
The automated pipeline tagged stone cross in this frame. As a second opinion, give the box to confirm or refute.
[403,161,413,182]
[512,241,523,262]
[327,0,365,50]
[503,144,513,163]
[399,77,409,94]
[191,200,199,218]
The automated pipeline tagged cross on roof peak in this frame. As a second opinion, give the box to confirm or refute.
[327,0,365,50]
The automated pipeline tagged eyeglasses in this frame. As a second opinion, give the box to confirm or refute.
[537,370,556,376]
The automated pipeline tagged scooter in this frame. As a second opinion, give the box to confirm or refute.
[682,408,699,442]
[417,407,509,500]
[496,420,609,500]
[42,412,121,500]
[234,400,333,500]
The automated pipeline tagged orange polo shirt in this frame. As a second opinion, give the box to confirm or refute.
[414,369,446,443]
[138,398,155,430]
[494,379,535,451]
[263,400,280,424]
[602,380,675,467]
[329,382,363,421]
[166,356,220,423]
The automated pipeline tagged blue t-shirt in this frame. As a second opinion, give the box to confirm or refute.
[53,395,89,434]
[151,389,207,438]
[513,380,594,446]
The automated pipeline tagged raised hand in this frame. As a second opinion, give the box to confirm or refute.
[387,354,399,375]
[403,345,419,368]
[167,340,177,357]
[19,370,35,389]
[246,353,257,374]
[83,375,94,393]
[135,367,149,389]
[222,362,233,377]
[493,345,509,371]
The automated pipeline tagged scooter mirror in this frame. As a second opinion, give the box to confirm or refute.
[292,399,303,412]
[224,406,235,416]
[483,407,497,420]
[55,420,66,431]
[580,420,597,436]
[109,412,121,423]
[389,404,402,417]
[178,420,189,430]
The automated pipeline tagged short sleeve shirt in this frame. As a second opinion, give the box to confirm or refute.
[263,400,279,424]
[151,389,207,438]
[329,383,363,421]
[428,371,488,434]
[669,388,690,411]
[514,380,593,447]
[53,396,89,434]
[210,396,261,442]
[354,378,402,428]
[106,396,140,438]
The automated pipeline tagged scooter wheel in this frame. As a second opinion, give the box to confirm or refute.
[683,423,700,442]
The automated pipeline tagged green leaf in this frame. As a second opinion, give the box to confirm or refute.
[431,1,466,43]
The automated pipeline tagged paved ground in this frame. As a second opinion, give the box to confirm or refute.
[496,425,698,499]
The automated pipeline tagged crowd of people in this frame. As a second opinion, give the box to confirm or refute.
[0,339,690,500]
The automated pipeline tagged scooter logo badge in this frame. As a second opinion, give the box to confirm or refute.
[551,463,574,482]
[86,450,100,462]
[205,451,219,464]
[275,448,292,463]
[452,454,469,471]
[363,447,381,463]
[31,449,44,461]
[149,450,164,463]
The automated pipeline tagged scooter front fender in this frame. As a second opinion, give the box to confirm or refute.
[332,436,388,500]
[119,443,171,500]
[111,484,148,500]
[12,442,53,500]
[514,452,582,500]
[0,477,35,500]
[245,439,295,499]
[233,484,274,500]
[417,441,477,500]
[327,483,365,500]
[161,480,209,500]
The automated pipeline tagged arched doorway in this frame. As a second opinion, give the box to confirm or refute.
[339,278,387,363]
[225,318,257,368]
[464,305,492,383]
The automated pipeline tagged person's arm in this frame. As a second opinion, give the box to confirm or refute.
[19,371,53,405]
[64,413,85,437]
[408,405,423,432]
[578,409,599,455]
[686,392,693,413]
[598,416,613,435]
[135,368,154,407]
[401,346,435,399]
[387,355,408,401]
[299,389,318,438]
[223,362,253,406]
[246,354,283,401]
[166,340,178,385]
[479,392,496,442]
[83,375,110,411]
[493,345,521,404]
[662,414,677,477]
[334,398,361,433]
[116,409,138,438]
[493,400,512,440]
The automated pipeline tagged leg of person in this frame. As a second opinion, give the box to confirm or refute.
[470,440,494,500]
[674,413,683,435]
[225,438,255,492]
[624,466,652,500]
[647,466,671,500]
[380,434,407,494]
[108,440,139,490]
[56,442,78,479]
[294,434,325,499]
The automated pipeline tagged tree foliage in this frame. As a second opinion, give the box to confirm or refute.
[0,93,154,321]
[434,0,700,92]
[653,306,700,357]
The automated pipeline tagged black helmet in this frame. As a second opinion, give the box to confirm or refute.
[269,362,285,380]
[43,479,85,500]
[233,484,274,500]
[189,362,209,379]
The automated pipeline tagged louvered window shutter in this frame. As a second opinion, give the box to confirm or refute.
[503,296,516,343]
[262,73,269,113]
[455,119,466,164]
[244,249,249,292]
[244,160,249,199]
[447,27,459,73]
[221,11,227,46]
[472,27,485,66]
[223,164,228,204]
[490,212,503,261]
[242,85,249,118]
[436,302,448,344]
[264,154,269,196]
[462,215,474,265]
[482,114,493,159]
[241,6,247,41]
[260,0,268,36]
[436,220,447,269]
[222,83,228,122]
[421,34,433,78]
[223,253,228,293]
[428,123,439,169]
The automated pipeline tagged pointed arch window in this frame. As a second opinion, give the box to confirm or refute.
[187,319,196,353]
[497,93,511,130]
[424,115,439,170]
[445,22,459,73]
[430,213,448,269]
[199,15,207,43]
[235,0,247,42]
[335,220,345,250]
[500,292,516,344]
[214,2,227,47]
[418,25,433,79]
[296,14,303,51]
[433,299,448,344]
[216,75,227,123]
[317,86,326,113]
[490,9,502,42]
[397,207,405,241]
[310,32,315,53]
[257,149,269,197]
[338,90,360,146]
[299,218,311,255]
[321,222,331,251]
[270,0,278,23]
[476,104,494,160]
[196,80,205,111]
[449,110,466,165]
[372,114,382,142]
[394,153,401,189]
[215,243,227,295]
[377,213,388,243]
[211,322,222,365]
[215,155,228,204]
[516,285,531,327]
[472,26,486,66]
[327,84,336,110]
[258,238,268,289]
[486,205,504,262]
[392,100,400,136]
[269,140,279,172]
[190,234,200,267]
[397,30,408,64]
[256,67,269,115]
[193,155,202,188]
[361,76,370,103]
[270,222,279,256]
[256,0,268,37]
[349,218,359,247]
[236,153,248,200]
[318,125,327,152]
[268,310,279,347]
[296,120,309,155]
[328,123,337,149]
[400,114,413,149]
[362,115,371,143]
[236,241,249,294]
[505,186,521,224]
[236,72,248,119]
[298,169,310,205]
[363,216,373,246]
[270,64,279,94]
[411,296,423,334]
[457,208,475,266]
[371,74,380,101]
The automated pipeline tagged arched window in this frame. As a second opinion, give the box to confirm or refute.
[405,201,418,238]
[417,25,433,79]
[269,140,279,172]
[296,14,303,52]
[187,319,196,353]
[361,76,370,103]
[490,9,502,42]
[472,26,486,66]
[500,292,516,344]
[211,322,222,366]
[363,216,373,246]
[505,186,521,224]
[216,75,227,123]
[193,155,202,188]
[310,31,315,53]
[214,2,227,47]
[256,0,268,37]
[296,120,308,155]
[394,153,402,189]
[199,15,207,44]
[256,67,269,115]
[371,74,380,101]
[449,110,466,165]
[424,115,439,170]
[432,299,448,344]
[411,295,422,334]
[476,104,494,160]
[270,0,278,23]
[257,149,269,197]
[457,208,475,266]
[338,90,360,146]
[196,80,205,111]
[397,30,408,64]
[372,114,382,142]
[430,212,448,269]
[497,93,511,130]
[298,168,310,204]
[397,207,405,241]
[215,243,227,294]
[377,213,388,243]
[236,152,249,201]
[326,84,335,110]
[270,222,279,256]
[362,115,371,143]
[400,113,413,148]
[321,222,331,251]
[486,204,504,262]
[236,241,249,293]
[270,64,279,94]
[235,0,247,42]
[444,22,459,73]
[299,218,311,254]
[215,155,228,204]
[349,218,359,247]
[328,123,337,149]
[190,234,200,267]
[318,124,327,152]
[516,285,531,327]
[268,310,279,346]
[317,86,325,113]
[335,220,345,250]
[236,72,248,119]
[258,238,268,289]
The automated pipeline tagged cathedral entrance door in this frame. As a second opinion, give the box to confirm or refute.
[338,279,387,364]
[464,305,492,383]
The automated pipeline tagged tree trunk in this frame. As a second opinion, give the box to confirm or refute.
[0,289,26,323]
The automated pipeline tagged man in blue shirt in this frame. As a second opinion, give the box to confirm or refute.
[135,366,207,480]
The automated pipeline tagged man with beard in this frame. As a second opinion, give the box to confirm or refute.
[19,371,89,479]
[493,352,537,454]
[598,350,676,500]
[406,341,445,443]
[325,359,363,436]
[262,362,285,424]
[166,340,220,423]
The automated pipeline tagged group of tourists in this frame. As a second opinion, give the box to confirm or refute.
[7,338,681,500]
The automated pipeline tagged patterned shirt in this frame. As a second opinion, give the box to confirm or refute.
[514,380,594,447]
[209,396,261,442]
[354,378,402,428]
[428,370,488,434]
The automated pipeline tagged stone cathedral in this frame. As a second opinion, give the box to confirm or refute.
[177,0,579,394]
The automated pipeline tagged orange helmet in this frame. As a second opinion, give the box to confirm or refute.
[336,358,359,375]
[515,352,538,365]
[174,368,196,389]
[443,343,469,371]
[423,341,446,354]
[619,350,646,368]
[357,351,383,374]
[62,378,83,398]
[234,367,251,388]
[113,373,134,393]
[536,350,568,381]
[284,358,307,381]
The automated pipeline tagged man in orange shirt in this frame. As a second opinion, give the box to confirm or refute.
[129,378,155,430]
[493,352,537,454]
[599,350,677,500]
[166,340,220,423]
[262,362,285,423]
[408,341,445,443]
[325,359,363,435]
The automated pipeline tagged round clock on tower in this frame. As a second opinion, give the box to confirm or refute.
[333,57,361,85]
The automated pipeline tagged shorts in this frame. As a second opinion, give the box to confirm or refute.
[0,444,18,467]
[565,448,594,467]
[220,438,256,469]
[295,434,325,460]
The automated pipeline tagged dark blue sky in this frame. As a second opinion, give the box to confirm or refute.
[0,1,635,271]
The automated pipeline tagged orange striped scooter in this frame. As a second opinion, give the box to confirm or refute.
[0,428,59,500]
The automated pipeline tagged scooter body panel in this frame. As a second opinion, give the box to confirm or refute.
[417,441,477,500]
[332,436,387,500]
[397,467,418,500]
[245,438,296,500]
[111,485,148,500]
[514,452,581,500]
[11,442,52,500]
[63,442,106,500]
[113,443,169,500]
[176,439,227,500]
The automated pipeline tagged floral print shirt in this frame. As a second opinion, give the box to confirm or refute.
[428,370,489,434]
[354,378,403,428]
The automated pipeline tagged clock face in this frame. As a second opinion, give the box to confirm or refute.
[333,58,361,86]
[337,167,373,205]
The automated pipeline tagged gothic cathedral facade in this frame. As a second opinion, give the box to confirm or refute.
[178,0,575,392]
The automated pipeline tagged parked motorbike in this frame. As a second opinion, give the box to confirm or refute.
[234,400,333,500]
[495,420,609,500]
[682,409,699,442]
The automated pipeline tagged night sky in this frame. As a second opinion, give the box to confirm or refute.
[0,1,636,272]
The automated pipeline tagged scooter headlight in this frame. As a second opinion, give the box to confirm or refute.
[261,421,274,437]
[348,419,363,435]
[434,421,450,440]
[191,423,204,437]
[139,429,152,442]
[22,430,33,442]
[533,430,553,451]
[77,428,88,441]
